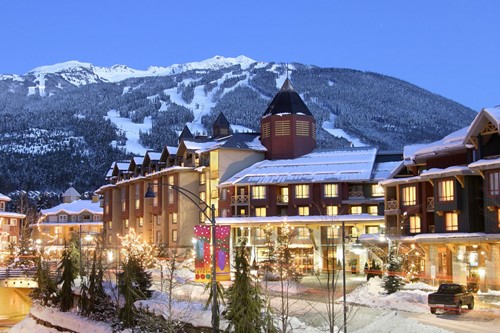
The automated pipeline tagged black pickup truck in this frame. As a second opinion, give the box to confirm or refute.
[428,283,474,314]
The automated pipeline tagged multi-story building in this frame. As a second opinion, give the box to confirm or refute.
[0,193,26,255]
[99,78,402,274]
[381,106,500,289]
[32,187,103,257]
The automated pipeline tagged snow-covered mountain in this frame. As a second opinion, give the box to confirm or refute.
[0,56,476,193]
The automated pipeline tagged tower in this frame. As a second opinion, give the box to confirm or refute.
[260,78,316,159]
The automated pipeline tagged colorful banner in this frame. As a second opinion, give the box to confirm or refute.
[194,225,231,282]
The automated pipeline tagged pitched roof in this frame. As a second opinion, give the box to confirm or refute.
[262,78,313,117]
[63,187,80,198]
[41,199,102,215]
[0,193,11,202]
[220,147,381,186]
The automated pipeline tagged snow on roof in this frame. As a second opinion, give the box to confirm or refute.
[32,221,103,227]
[469,157,500,170]
[147,152,162,160]
[220,147,379,186]
[372,161,403,180]
[406,127,469,161]
[419,165,476,179]
[400,232,500,242]
[41,200,102,215]
[116,162,130,171]
[63,187,81,197]
[166,146,178,155]
[465,106,500,142]
[215,213,384,225]
[0,211,26,218]
[0,193,11,202]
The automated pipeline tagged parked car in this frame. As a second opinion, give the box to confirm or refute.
[428,283,474,314]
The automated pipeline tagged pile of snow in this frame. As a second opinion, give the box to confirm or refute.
[351,311,449,333]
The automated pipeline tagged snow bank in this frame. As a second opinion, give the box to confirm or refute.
[351,311,451,333]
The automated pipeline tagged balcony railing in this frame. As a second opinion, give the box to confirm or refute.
[349,191,364,198]
[385,200,399,215]
[426,197,435,211]
[231,195,249,205]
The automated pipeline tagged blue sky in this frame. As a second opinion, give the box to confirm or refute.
[1,0,498,111]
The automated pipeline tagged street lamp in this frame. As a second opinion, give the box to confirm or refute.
[145,183,219,333]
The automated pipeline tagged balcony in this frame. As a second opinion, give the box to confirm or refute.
[349,191,364,198]
[384,200,399,215]
[231,195,249,205]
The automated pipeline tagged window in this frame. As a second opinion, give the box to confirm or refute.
[124,219,129,228]
[255,228,266,239]
[135,184,141,209]
[58,215,67,223]
[72,215,77,222]
[54,227,62,234]
[9,218,17,226]
[255,207,266,217]
[402,186,416,206]
[121,188,126,211]
[221,189,227,201]
[108,221,113,230]
[152,181,159,207]
[326,205,338,216]
[169,212,178,224]
[156,231,162,243]
[295,184,310,199]
[372,184,384,197]
[438,180,454,202]
[154,215,161,226]
[324,184,338,198]
[251,186,266,199]
[262,122,270,138]
[199,172,206,185]
[497,208,500,228]
[278,187,289,203]
[445,212,458,231]
[350,206,362,215]
[9,236,17,243]
[367,205,378,215]
[172,229,178,242]
[107,234,112,245]
[167,175,175,204]
[297,227,310,239]
[409,215,421,233]
[327,226,339,239]
[93,215,100,221]
[0,202,5,211]
[200,191,206,204]
[365,225,379,234]
[489,172,500,196]
[298,206,310,216]
[138,217,144,227]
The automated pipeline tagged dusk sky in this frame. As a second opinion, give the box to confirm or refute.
[1,0,498,111]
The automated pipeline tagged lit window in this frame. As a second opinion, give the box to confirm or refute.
[10,236,17,243]
[497,208,500,228]
[252,186,266,199]
[107,234,112,244]
[255,228,266,239]
[295,185,310,199]
[169,212,178,224]
[438,180,454,202]
[326,205,338,216]
[121,188,126,212]
[489,172,500,196]
[298,227,310,239]
[124,219,129,228]
[350,206,362,215]
[409,215,421,233]
[152,181,159,207]
[327,226,339,239]
[200,173,206,185]
[155,215,161,225]
[108,221,112,230]
[278,187,289,203]
[255,207,267,217]
[298,206,310,216]
[365,225,379,234]
[402,186,416,206]
[324,184,339,198]
[54,227,62,234]
[135,184,141,209]
[367,206,378,215]
[172,229,178,242]
[138,217,144,227]
[445,212,458,231]
[167,175,175,204]
[372,184,385,197]
[9,218,17,226]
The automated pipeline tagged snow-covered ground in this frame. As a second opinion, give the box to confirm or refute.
[10,275,500,333]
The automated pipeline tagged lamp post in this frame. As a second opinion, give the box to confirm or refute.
[341,219,347,333]
[145,183,219,333]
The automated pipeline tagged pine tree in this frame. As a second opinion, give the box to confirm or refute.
[223,245,264,333]
[383,245,405,294]
[58,245,76,312]
[32,253,57,306]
